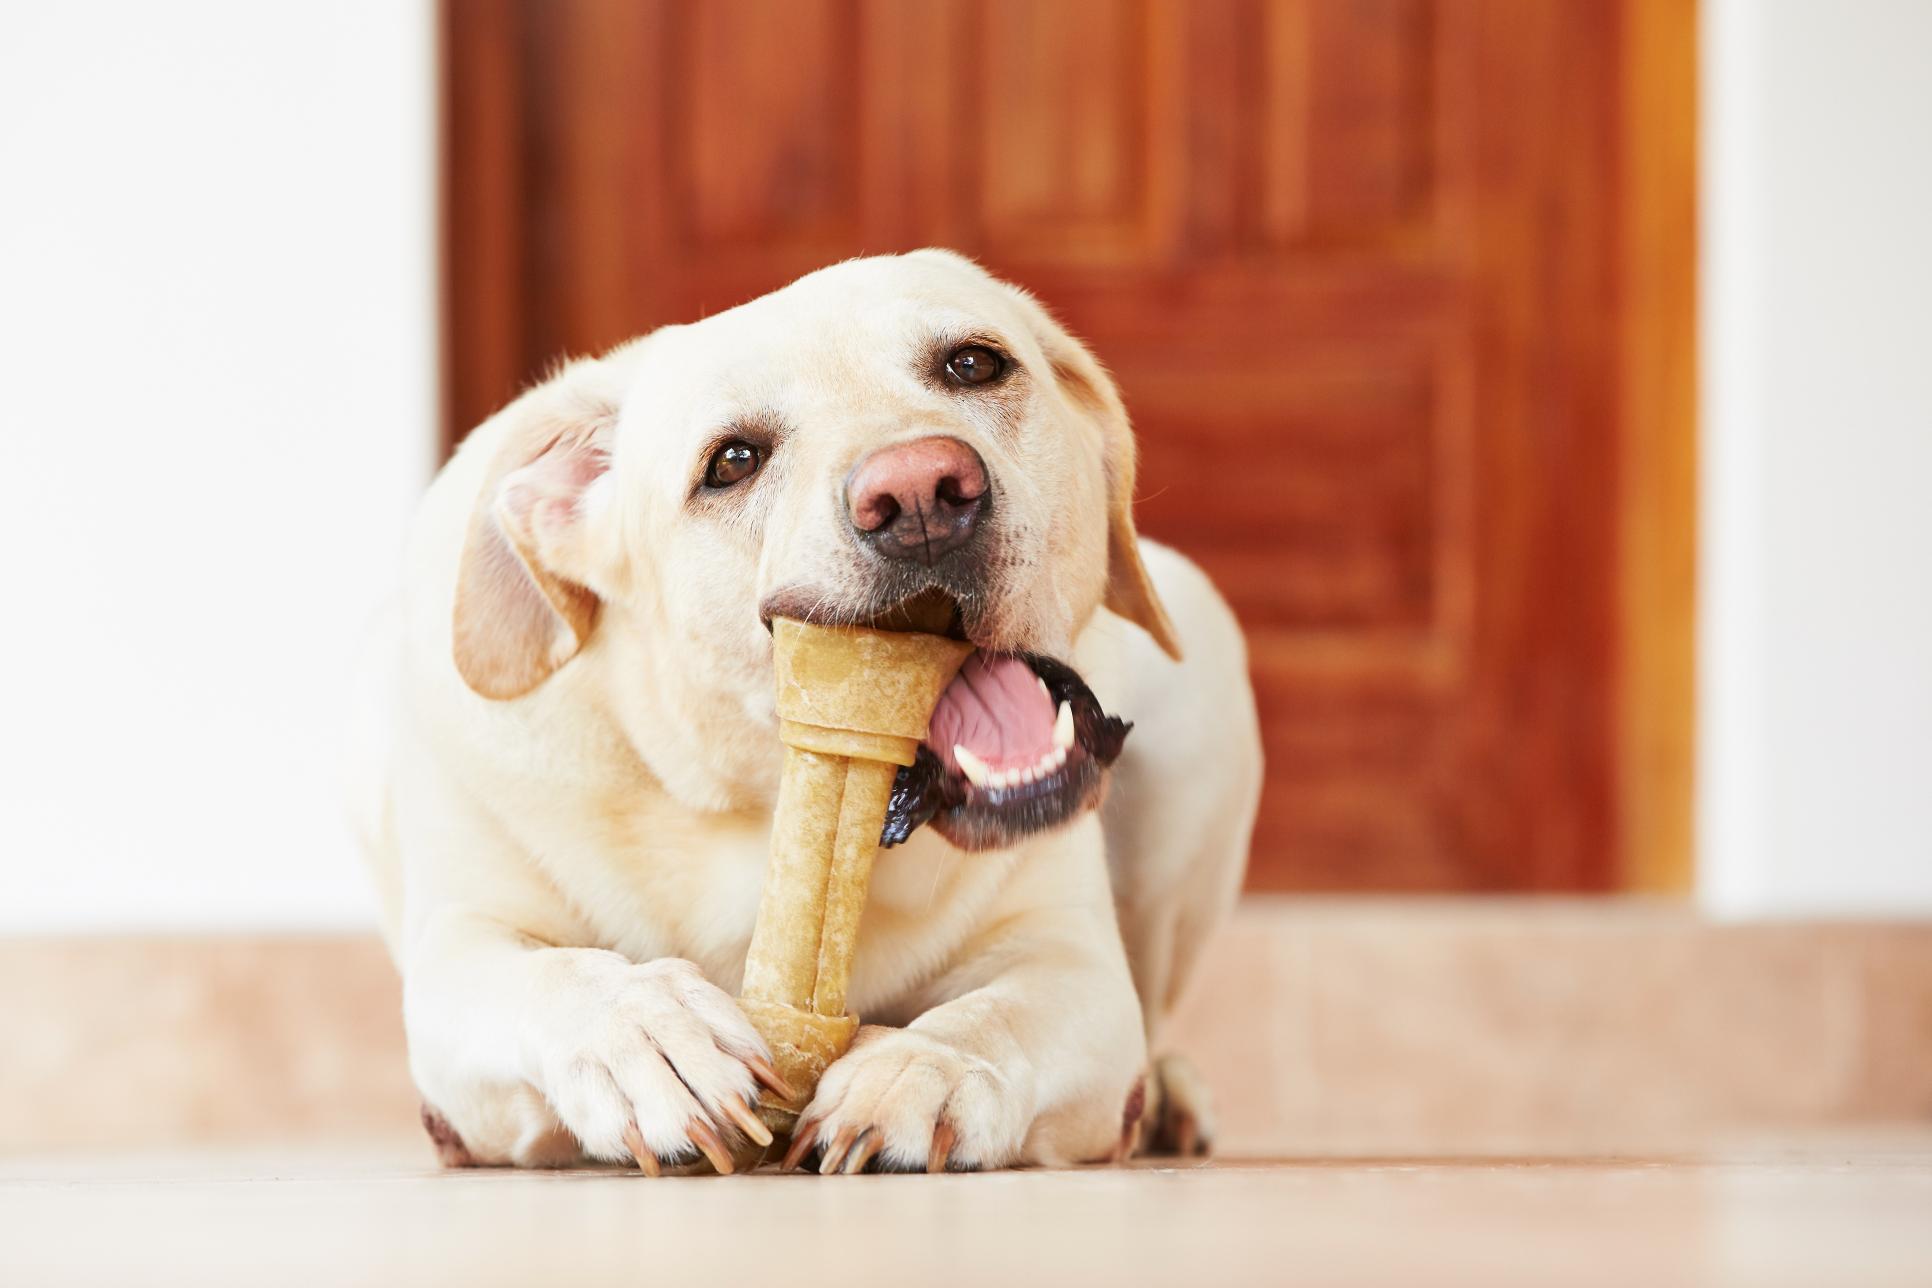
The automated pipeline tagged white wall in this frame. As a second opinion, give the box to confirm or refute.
[0,3,435,929]
[1700,0,1932,915]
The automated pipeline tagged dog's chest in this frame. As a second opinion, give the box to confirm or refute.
[559,791,1012,1008]
[559,797,772,989]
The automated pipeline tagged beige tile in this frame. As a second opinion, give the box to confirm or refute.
[6,901,1932,1158]
[1165,900,1932,1155]
[1851,927,1932,1115]
[0,937,415,1153]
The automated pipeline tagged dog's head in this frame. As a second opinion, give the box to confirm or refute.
[449,250,1176,848]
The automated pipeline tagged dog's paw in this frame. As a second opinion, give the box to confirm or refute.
[1138,1052,1215,1159]
[783,1026,1032,1174]
[526,952,790,1173]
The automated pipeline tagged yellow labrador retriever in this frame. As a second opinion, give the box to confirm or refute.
[350,250,1261,1172]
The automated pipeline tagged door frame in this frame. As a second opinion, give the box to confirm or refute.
[1616,0,1698,892]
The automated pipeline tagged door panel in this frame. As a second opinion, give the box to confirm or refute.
[443,0,1695,892]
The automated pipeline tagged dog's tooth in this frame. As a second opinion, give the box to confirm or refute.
[1053,701,1075,751]
[953,744,993,789]
[1018,766,1036,785]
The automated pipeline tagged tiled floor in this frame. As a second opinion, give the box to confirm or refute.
[11,903,1930,1158]
[8,905,1928,1284]
[4,1137,1930,1287]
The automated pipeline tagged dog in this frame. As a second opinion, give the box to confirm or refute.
[349,250,1262,1172]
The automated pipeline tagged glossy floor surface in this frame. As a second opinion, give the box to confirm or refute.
[4,1138,1929,1287]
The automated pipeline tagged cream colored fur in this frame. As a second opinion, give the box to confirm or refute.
[350,250,1261,1170]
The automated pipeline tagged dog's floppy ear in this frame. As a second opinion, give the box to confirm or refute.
[452,363,617,699]
[1020,298,1182,661]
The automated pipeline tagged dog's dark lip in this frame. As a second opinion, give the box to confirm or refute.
[882,651,1130,852]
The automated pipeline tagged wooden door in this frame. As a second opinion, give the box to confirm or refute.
[443,0,1696,892]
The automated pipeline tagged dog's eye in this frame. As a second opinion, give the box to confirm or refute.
[944,345,1006,387]
[704,441,762,488]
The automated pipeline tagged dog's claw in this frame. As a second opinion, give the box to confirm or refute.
[782,1119,820,1172]
[927,1120,956,1174]
[622,1123,661,1177]
[747,1055,795,1102]
[719,1093,773,1149]
[841,1129,881,1175]
[818,1125,860,1175]
[687,1117,735,1175]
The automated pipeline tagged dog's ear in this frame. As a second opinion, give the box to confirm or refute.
[452,364,617,699]
[1018,296,1182,661]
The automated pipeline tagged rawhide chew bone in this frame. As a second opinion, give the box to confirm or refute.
[737,617,973,1146]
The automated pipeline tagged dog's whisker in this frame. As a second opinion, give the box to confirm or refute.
[923,850,956,914]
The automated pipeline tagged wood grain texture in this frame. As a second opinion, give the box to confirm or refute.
[441,0,530,443]
[439,0,1697,893]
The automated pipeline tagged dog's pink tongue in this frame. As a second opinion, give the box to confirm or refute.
[926,653,1056,773]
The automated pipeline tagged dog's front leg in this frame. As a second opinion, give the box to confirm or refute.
[789,823,1146,1172]
[404,910,784,1171]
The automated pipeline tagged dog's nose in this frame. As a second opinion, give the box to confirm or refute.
[846,436,988,564]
